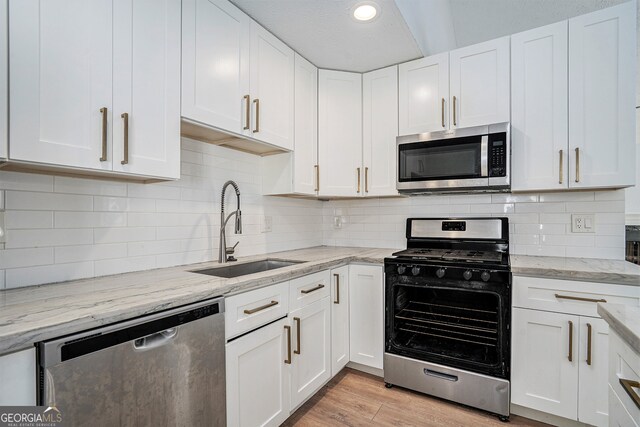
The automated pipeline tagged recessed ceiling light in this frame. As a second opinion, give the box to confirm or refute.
[353,3,378,22]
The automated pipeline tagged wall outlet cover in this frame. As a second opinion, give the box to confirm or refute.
[571,214,595,233]
[263,216,273,233]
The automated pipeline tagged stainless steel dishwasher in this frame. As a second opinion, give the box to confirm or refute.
[38,297,226,426]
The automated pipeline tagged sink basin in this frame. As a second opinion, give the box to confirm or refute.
[191,259,305,278]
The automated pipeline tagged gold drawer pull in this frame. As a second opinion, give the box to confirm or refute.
[252,98,260,133]
[243,300,278,315]
[294,317,301,355]
[334,274,340,304]
[555,294,607,304]
[568,320,573,362]
[120,112,129,165]
[301,284,324,294]
[243,94,250,130]
[441,98,445,128]
[314,165,319,192]
[575,147,580,183]
[586,323,592,366]
[620,378,640,409]
[284,325,292,364]
[559,149,563,184]
[99,107,108,162]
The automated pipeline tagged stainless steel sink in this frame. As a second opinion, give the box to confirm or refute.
[190,259,305,278]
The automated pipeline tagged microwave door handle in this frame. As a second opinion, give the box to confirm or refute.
[480,136,489,177]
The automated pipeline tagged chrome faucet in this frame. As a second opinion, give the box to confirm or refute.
[219,180,242,263]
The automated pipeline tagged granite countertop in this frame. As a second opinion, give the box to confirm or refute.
[511,255,640,286]
[597,303,640,354]
[1,246,639,355]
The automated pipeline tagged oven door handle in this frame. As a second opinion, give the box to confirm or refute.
[424,368,459,382]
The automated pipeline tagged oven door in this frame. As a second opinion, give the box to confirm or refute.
[397,135,488,191]
[385,273,510,379]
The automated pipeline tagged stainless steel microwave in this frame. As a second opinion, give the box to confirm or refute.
[397,123,510,193]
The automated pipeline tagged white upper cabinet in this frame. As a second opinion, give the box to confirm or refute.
[10,0,114,171]
[398,52,449,135]
[293,54,318,195]
[9,0,180,179]
[112,0,181,179]
[450,36,510,128]
[511,21,568,191]
[363,65,399,197]
[0,0,7,159]
[181,0,250,135]
[318,70,362,197]
[249,22,295,150]
[568,2,636,189]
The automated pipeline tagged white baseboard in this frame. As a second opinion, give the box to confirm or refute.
[346,361,384,377]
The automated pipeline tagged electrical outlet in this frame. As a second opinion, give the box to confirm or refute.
[263,216,273,233]
[333,216,342,229]
[571,214,595,233]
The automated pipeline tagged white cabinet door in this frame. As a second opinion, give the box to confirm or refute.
[330,266,350,376]
[363,65,398,197]
[226,318,290,427]
[0,0,7,159]
[398,53,449,135]
[9,0,113,170]
[450,36,510,128]
[293,53,318,195]
[578,317,609,427]
[0,348,36,405]
[349,265,383,369]
[318,70,362,197]
[568,2,636,189]
[181,0,250,134]
[511,308,579,420]
[511,21,568,192]
[112,0,181,179]
[250,22,294,150]
[289,297,331,410]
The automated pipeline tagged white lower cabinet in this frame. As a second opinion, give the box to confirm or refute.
[226,318,291,427]
[349,265,384,370]
[578,317,610,427]
[0,348,36,405]
[330,266,349,376]
[608,329,640,427]
[289,297,331,410]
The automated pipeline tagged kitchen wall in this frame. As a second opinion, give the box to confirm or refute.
[0,138,323,289]
[323,190,626,260]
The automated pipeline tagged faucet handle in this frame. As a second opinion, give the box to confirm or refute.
[226,241,239,254]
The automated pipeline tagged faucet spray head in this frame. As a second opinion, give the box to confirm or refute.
[235,210,242,234]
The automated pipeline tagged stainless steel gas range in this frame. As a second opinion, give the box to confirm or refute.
[384,217,512,421]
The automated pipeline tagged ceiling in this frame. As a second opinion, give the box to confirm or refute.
[231,0,636,73]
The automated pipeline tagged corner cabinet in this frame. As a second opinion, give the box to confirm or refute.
[363,65,399,197]
[318,70,362,197]
[349,265,384,370]
[9,0,181,179]
[181,0,294,151]
[0,0,7,160]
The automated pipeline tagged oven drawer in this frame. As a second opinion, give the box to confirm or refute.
[513,276,640,317]
[225,281,289,340]
[289,271,330,311]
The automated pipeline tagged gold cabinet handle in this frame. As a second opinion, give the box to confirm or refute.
[294,317,301,355]
[243,95,250,130]
[568,320,574,362]
[314,165,319,192]
[365,167,369,193]
[243,300,278,315]
[252,98,260,133]
[300,284,324,294]
[333,274,340,304]
[559,149,564,184]
[620,378,640,409]
[357,167,361,193]
[120,112,129,165]
[452,96,457,126]
[555,294,607,304]
[586,323,592,366]
[575,147,580,183]
[441,98,445,127]
[99,107,108,162]
[284,325,292,364]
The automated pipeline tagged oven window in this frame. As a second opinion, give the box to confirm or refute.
[388,285,502,369]
[398,138,482,181]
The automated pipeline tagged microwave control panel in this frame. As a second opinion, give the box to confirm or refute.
[488,133,508,177]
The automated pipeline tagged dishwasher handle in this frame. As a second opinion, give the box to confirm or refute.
[133,328,178,351]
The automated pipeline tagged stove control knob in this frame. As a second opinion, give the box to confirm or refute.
[463,270,473,281]
[435,268,446,278]
[397,265,406,275]
[411,266,421,276]
[481,271,491,282]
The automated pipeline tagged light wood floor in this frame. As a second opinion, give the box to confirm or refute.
[282,368,551,427]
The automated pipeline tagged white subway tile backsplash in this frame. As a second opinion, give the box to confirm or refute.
[94,227,156,244]
[5,211,54,229]
[54,212,127,228]
[55,244,127,264]
[0,171,54,192]
[0,248,54,268]
[6,229,93,249]
[54,176,127,197]
[7,191,93,211]
[5,262,94,289]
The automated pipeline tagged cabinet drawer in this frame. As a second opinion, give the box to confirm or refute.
[609,330,640,423]
[289,271,330,311]
[225,282,289,340]
[513,276,640,317]
[609,385,639,427]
